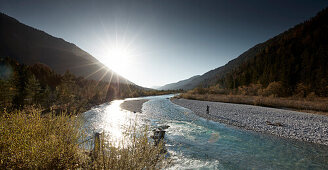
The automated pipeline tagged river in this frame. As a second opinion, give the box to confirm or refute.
[82,94,328,169]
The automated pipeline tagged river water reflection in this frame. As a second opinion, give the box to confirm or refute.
[83,94,328,169]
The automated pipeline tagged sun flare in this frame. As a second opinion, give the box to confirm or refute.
[102,42,135,79]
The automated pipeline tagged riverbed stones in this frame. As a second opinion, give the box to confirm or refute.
[172,98,328,146]
[120,99,149,113]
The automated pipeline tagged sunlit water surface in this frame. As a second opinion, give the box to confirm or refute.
[82,94,328,169]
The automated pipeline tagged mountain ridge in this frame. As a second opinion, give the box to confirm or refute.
[160,7,328,92]
[0,12,132,85]
[158,75,201,90]
[159,42,265,90]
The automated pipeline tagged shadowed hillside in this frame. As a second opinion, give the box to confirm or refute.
[160,39,266,90]
[0,12,130,84]
[162,7,328,96]
[218,7,328,96]
[0,13,178,114]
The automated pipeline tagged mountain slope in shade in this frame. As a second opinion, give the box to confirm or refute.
[0,12,131,84]
[159,43,265,90]
[160,7,328,91]
[218,8,328,95]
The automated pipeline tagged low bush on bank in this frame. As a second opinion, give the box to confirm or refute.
[0,109,85,169]
[0,109,168,169]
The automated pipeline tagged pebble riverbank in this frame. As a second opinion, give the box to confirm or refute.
[120,99,149,113]
[172,98,328,146]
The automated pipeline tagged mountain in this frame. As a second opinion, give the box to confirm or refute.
[0,12,131,84]
[160,7,328,95]
[158,75,200,90]
[159,41,265,90]
[219,8,328,96]
[150,86,161,89]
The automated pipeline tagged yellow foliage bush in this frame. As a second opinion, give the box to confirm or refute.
[0,109,85,169]
[261,81,285,97]
[0,109,168,169]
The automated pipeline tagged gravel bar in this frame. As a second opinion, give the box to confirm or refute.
[120,99,149,113]
[172,98,328,145]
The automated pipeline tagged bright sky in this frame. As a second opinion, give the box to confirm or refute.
[1,0,327,87]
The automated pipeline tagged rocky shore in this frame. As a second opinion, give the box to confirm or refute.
[120,99,149,113]
[172,98,328,146]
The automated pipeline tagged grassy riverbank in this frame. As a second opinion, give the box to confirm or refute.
[177,93,328,115]
[0,108,168,169]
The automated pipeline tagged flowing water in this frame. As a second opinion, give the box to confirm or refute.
[82,94,328,169]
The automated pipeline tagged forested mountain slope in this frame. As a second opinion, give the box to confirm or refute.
[159,43,265,90]
[218,8,328,96]
[161,7,328,96]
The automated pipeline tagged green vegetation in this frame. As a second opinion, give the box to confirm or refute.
[0,108,168,169]
[216,8,328,97]
[178,8,328,114]
[0,57,173,169]
[0,57,177,114]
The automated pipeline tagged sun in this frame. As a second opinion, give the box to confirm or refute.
[102,42,135,79]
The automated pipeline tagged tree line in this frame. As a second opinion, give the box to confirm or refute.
[0,57,179,114]
[214,8,328,97]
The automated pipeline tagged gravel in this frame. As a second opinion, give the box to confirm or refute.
[120,99,149,113]
[171,98,328,146]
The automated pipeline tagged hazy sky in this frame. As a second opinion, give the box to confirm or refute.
[1,0,327,87]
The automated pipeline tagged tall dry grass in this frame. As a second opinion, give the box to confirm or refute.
[0,108,168,169]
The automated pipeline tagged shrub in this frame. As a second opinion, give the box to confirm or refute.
[193,87,208,94]
[306,92,317,101]
[261,81,285,97]
[238,84,262,96]
[0,109,169,169]
[0,109,86,169]
[208,85,228,94]
[294,83,311,98]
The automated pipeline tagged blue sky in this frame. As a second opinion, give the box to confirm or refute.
[1,0,327,87]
